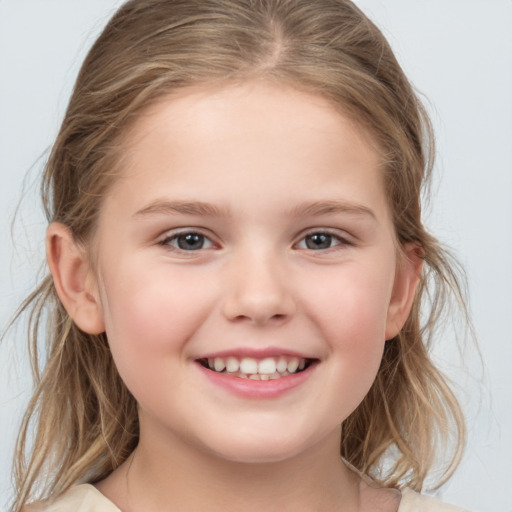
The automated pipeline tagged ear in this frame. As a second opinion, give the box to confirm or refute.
[385,243,424,340]
[46,222,105,335]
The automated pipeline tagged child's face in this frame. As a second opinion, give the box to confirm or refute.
[84,83,417,464]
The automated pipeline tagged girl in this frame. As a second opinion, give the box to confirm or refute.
[9,0,470,510]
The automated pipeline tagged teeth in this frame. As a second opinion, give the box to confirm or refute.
[276,357,288,373]
[205,355,310,379]
[214,358,226,372]
[287,357,299,373]
[258,357,277,375]
[226,357,239,373]
[239,357,258,374]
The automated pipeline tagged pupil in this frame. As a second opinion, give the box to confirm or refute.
[306,233,331,250]
[178,233,203,250]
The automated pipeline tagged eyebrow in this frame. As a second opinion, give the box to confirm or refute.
[134,199,377,221]
[288,200,377,221]
[134,199,229,218]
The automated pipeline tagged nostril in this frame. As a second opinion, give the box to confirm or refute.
[222,278,297,324]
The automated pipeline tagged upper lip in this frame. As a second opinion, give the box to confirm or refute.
[195,346,318,361]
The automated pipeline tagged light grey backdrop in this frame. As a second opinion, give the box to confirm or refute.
[1,1,511,511]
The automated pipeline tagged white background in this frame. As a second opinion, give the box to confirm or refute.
[0,1,511,511]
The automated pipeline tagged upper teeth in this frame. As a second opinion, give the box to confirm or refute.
[206,356,307,377]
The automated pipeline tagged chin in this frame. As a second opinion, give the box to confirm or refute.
[212,445,305,465]
[198,425,326,465]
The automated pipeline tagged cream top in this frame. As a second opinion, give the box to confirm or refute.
[30,484,469,511]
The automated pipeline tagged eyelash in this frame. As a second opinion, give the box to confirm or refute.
[294,230,352,252]
[158,229,352,253]
[158,230,215,252]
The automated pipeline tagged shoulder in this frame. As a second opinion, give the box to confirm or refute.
[398,489,469,512]
[25,484,121,512]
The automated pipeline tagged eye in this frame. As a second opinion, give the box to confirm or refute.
[295,231,349,251]
[160,231,214,251]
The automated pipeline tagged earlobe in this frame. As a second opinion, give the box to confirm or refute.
[46,222,105,335]
[385,243,424,340]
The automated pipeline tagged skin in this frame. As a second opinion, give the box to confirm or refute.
[47,82,421,511]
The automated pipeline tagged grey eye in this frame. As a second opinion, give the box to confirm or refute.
[304,233,334,250]
[165,232,213,251]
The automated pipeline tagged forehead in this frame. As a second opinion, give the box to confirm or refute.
[126,82,381,156]
[106,82,389,221]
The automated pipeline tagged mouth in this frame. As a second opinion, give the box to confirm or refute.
[197,355,315,380]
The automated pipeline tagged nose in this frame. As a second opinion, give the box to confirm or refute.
[222,250,296,325]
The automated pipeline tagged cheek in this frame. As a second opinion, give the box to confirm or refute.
[304,262,394,399]
[310,263,394,343]
[323,304,387,421]
[97,263,212,379]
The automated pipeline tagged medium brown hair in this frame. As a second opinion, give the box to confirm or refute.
[11,0,466,509]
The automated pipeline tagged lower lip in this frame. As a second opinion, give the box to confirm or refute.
[196,362,317,399]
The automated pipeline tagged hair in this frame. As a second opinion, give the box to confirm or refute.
[10,0,467,509]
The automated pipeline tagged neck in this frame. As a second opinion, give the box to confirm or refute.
[98,423,363,512]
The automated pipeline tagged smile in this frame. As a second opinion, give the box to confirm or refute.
[197,355,313,380]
